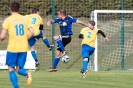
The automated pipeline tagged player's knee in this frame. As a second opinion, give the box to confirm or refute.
[83,58,89,61]
[8,66,14,72]
[54,36,59,40]
[30,46,35,50]
[42,35,46,39]
[15,68,19,73]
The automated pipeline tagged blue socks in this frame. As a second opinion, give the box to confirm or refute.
[18,68,27,76]
[82,61,88,71]
[82,58,89,71]
[9,71,19,88]
[9,69,27,88]
[53,58,60,68]
[55,38,65,51]
[31,51,38,62]
[43,38,50,48]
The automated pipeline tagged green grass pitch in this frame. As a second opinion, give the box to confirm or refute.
[0,69,133,88]
[0,17,133,88]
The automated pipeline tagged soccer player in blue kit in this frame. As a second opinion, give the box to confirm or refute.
[47,10,88,72]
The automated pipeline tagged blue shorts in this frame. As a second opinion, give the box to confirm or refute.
[81,44,95,59]
[28,31,43,46]
[6,51,27,68]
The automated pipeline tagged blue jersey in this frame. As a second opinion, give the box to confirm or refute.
[54,15,77,35]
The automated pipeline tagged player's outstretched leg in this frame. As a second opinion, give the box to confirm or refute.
[17,68,32,85]
[54,36,67,57]
[9,70,19,88]
[43,37,54,51]
[47,57,60,72]
[31,50,39,67]
[80,58,89,78]
[28,38,39,67]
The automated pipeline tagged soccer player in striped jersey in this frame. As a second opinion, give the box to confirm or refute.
[47,10,88,72]
[79,20,109,78]
[26,8,53,67]
[0,1,34,87]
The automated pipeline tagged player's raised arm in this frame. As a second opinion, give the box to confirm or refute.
[0,29,7,41]
[47,20,54,26]
[76,19,88,27]
[98,30,109,42]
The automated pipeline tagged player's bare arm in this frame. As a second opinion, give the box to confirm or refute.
[98,30,109,42]
[47,20,54,26]
[0,29,7,41]
[76,20,88,27]
[28,27,34,39]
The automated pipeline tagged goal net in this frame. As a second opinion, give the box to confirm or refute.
[93,10,133,71]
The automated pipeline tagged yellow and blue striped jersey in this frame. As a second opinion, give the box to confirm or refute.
[2,14,31,52]
[80,27,99,47]
[25,14,43,36]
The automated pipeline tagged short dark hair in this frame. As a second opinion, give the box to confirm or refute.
[32,8,39,13]
[59,10,66,16]
[89,20,95,26]
[10,0,20,12]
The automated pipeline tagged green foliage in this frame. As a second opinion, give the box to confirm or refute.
[0,0,133,17]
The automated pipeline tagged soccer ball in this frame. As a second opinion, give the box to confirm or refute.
[62,55,70,63]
